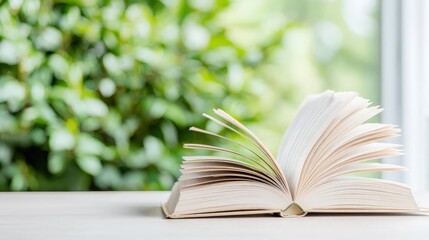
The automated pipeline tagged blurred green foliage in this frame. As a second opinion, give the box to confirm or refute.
[0,0,379,191]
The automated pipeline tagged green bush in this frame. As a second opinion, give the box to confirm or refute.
[0,0,379,190]
[0,0,284,190]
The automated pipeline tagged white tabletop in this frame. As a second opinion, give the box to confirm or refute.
[0,191,428,240]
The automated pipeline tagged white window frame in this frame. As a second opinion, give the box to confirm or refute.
[381,0,429,192]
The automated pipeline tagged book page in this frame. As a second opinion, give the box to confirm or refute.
[164,181,291,218]
[277,91,357,196]
[296,177,419,213]
[163,109,294,218]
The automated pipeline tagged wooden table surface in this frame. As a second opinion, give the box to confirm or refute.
[0,191,428,240]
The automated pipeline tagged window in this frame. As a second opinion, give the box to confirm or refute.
[381,0,429,192]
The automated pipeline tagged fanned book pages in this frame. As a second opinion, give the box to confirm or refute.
[163,90,421,218]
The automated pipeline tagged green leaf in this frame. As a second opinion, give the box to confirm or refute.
[94,165,122,189]
[0,77,26,103]
[76,156,102,176]
[0,144,12,165]
[11,174,26,191]
[76,134,105,156]
[48,152,67,175]
[35,27,63,51]
[49,129,75,151]
[144,136,163,161]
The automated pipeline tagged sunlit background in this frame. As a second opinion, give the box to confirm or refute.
[0,0,379,191]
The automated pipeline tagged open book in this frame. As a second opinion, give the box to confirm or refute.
[163,90,420,218]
